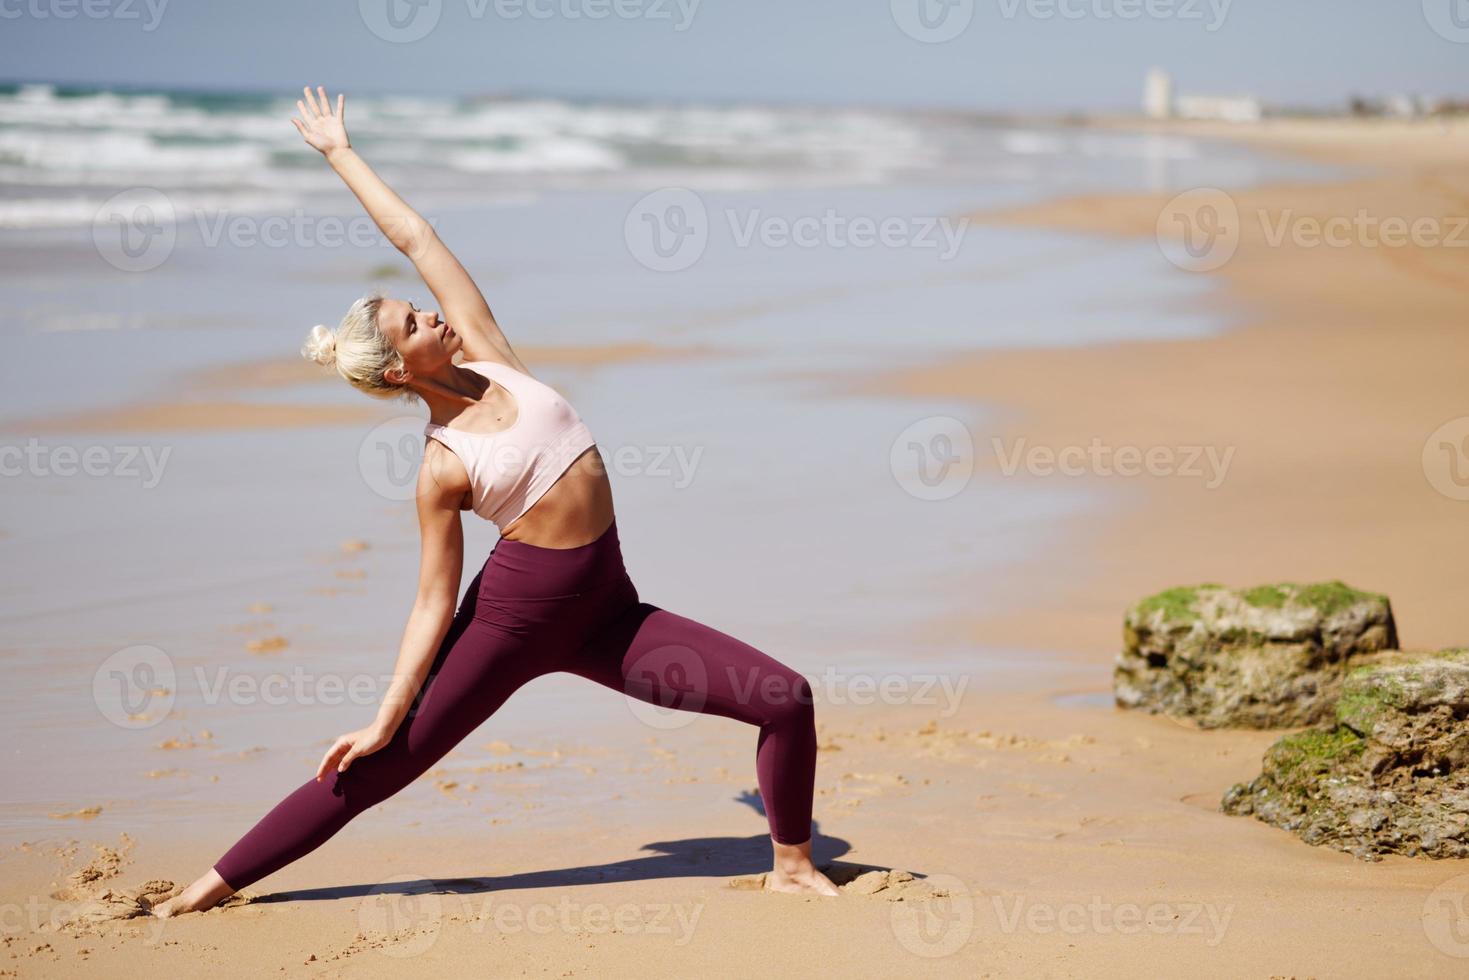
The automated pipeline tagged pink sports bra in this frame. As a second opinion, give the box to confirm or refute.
[423,360,597,530]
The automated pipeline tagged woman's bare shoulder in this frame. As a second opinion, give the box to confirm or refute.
[419,437,472,506]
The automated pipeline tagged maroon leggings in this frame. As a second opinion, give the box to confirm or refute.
[211,518,817,892]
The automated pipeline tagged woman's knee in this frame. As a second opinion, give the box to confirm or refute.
[757,668,815,731]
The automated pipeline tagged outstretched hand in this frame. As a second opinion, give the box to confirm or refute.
[292,85,350,157]
[316,723,393,781]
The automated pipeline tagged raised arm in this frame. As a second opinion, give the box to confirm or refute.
[291,85,527,373]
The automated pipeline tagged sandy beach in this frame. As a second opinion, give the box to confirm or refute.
[865,116,1469,657]
[5,116,1468,978]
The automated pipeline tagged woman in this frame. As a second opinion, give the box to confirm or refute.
[151,87,837,917]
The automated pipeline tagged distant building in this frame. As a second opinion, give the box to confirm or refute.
[1174,94,1264,123]
[1349,94,1428,118]
[1385,94,1425,118]
[1144,68,1174,120]
[1142,69,1265,123]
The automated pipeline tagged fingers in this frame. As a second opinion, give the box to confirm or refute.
[315,736,348,782]
[336,92,345,123]
[302,84,321,117]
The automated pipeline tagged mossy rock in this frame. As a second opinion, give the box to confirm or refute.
[1114,581,1397,729]
[1222,648,1469,861]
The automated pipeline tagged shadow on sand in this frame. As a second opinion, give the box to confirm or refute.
[248,793,901,904]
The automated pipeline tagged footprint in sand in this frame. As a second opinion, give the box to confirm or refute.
[246,636,289,654]
[55,840,133,894]
[157,730,214,750]
[728,863,945,900]
[48,806,103,820]
[472,761,525,773]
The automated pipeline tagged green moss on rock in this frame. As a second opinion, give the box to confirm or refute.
[1238,580,1387,615]
[1241,584,1290,609]
[1134,584,1217,623]
[1116,580,1397,729]
[1335,671,1409,736]
[1223,650,1469,861]
[1269,727,1366,777]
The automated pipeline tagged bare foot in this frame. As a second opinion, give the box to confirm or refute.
[151,868,236,918]
[766,836,839,897]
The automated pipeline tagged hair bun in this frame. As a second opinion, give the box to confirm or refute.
[301,324,338,368]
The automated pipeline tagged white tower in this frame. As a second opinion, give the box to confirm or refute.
[1144,68,1174,120]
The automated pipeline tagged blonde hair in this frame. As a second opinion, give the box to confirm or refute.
[300,289,416,401]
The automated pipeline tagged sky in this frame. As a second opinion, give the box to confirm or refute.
[0,0,1463,111]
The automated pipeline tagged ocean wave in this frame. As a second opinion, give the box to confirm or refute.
[0,82,1207,228]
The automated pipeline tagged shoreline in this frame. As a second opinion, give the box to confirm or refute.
[852,116,1469,658]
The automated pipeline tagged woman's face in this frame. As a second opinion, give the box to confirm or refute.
[380,297,462,380]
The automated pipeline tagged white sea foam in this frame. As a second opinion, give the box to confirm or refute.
[0,83,1218,228]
